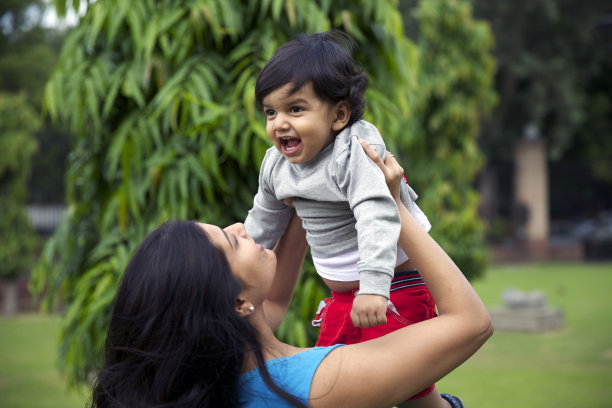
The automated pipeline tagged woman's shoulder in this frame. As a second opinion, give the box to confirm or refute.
[238,345,344,407]
[241,345,343,379]
[257,345,344,374]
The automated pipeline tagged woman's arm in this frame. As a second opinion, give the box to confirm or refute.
[263,212,309,330]
[309,141,493,408]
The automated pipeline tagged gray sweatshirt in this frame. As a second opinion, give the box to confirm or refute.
[244,120,429,298]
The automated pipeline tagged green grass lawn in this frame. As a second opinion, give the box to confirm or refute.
[0,314,88,408]
[1,262,611,408]
[438,262,612,408]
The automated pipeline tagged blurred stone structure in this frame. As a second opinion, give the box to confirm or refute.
[27,204,66,236]
[490,288,564,332]
[513,128,550,258]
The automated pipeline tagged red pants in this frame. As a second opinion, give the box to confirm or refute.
[312,270,437,400]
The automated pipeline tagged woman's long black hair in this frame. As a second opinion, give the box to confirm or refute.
[91,220,305,407]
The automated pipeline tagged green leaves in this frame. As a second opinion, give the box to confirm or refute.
[409,0,496,279]
[0,93,41,279]
[35,0,495,383]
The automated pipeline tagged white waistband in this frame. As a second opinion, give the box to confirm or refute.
[312,246,410,281]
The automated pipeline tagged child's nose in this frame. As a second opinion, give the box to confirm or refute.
[274,114,290,131]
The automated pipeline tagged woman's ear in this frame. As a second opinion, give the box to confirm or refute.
[235,297,255,318]
[331,101,351,132]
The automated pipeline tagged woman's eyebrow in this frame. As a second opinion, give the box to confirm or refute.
[222,229,234,249]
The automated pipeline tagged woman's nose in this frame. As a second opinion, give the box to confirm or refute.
[237,223,248,238]
[225,222,248,238]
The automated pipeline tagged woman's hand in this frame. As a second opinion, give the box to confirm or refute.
[357,139,404,201]
[311,141,493,408]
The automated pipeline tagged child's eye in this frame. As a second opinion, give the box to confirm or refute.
[264,109,276,117]
[290,106,303,113]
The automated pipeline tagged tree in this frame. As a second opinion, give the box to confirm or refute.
[409,0,497,277]
[0,0,58,315]
[472,0,612,223]
[33,0,495,384]
[0,93,40,315]
[0,1,55,107]
[571,10,612,186]
[0,0,70,204]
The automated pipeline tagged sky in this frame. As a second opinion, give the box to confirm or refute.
[40,1,88,29]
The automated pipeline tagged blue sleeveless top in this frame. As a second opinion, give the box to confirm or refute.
[238,344,343,407]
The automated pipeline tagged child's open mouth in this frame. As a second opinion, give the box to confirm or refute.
[279,137,302,156]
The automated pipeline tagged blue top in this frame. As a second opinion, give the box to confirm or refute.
[238,344,344,407]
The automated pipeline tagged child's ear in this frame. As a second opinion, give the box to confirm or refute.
[332,101,351,131]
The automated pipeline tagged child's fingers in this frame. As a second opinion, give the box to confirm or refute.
[350,309,362,327]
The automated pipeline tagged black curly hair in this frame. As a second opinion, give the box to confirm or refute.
[255,30,368,128]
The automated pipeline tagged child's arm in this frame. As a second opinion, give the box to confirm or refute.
[244,150,294,249]
[334,124,402,328]
[308,142,492,407]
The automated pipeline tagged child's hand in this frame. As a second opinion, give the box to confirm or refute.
[351,294,388,328]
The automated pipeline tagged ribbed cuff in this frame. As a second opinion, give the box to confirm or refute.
[357,270,393,299]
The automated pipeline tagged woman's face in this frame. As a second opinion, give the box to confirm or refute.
[198,222,276,301]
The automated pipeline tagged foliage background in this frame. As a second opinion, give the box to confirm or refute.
[0,0,58,284]
[472,0,612,165]
[470,0,612,226]
[0,93,40,280]
[0,0,69,205]
[32,0,496,384]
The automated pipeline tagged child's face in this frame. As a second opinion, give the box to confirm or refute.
[262,83,348,164]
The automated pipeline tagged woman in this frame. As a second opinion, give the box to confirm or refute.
[91,141,493,407]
